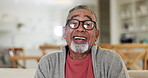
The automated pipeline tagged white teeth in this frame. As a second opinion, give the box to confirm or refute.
[74,37,86,40]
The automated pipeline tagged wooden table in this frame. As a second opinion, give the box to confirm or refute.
[9,56,42,68]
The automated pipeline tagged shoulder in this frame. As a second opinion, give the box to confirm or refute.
[38,45,67,66]
[40,52,63,62]
[98,48,120,58]
[97,48,123,64]
[92,45,122,61]
[37,52,64,69]
[94,47,129,77]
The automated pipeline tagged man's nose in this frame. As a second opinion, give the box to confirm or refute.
[76,23,85,32]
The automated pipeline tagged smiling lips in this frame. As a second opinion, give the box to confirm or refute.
[73,36,87,43]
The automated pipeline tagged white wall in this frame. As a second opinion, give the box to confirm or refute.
[0,1,69,48]
[0,5,51,48]
[0,0,99,49]
[0,0,99,68]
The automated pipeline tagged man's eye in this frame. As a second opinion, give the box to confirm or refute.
[85,23,92,26]
[86,23,91,26]
[84,24,91,28]
[69,24,77,28]
[71,22,78,25]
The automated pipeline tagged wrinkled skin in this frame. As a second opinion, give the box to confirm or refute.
[63,9,100,59]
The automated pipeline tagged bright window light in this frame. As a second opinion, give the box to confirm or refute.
[54,26,63,36]
[54,0,72,4]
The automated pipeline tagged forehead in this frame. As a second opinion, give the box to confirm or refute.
[67,9,96,21]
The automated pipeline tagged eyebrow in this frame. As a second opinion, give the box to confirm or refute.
[70,14,79,19]
[84,15,92,20]
[69,14,92,20]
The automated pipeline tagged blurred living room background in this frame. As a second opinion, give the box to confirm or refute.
[0,0,148,73]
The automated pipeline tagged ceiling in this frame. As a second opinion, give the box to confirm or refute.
[0,0,73,7]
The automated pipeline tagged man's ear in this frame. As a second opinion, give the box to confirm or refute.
[62,27,66,39]
[95,29,100,39]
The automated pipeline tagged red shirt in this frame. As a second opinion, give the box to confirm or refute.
[65,53,94,78]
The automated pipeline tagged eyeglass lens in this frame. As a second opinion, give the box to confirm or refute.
[67,19,95,30]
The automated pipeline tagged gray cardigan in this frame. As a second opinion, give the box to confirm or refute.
[34,45,129,78]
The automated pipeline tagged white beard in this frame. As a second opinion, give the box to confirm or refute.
[70,41,89,53]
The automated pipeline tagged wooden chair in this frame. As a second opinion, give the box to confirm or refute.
[8,48,42,69]
[114,43,148,70]
[8,48,26,68]
[39,45,61,56]
[97,43,114,49]
[145,52,148,70]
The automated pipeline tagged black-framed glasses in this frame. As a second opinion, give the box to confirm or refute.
[66,19,96,30]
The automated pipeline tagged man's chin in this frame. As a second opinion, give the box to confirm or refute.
[70,41,89,53]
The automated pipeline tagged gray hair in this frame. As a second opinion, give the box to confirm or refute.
[66,5,98,29]
[68,5,97,21]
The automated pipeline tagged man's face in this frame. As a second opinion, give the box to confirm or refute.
[63,9,99,52]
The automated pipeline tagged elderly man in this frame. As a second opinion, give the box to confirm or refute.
[35,5,129,78]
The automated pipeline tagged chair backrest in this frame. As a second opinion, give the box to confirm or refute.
[8,48,24,57]
[114,43,148,70]
[97,43,114,49]
[8,48,26,68]
[39,45,61,56]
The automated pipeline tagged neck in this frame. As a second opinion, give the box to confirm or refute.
[68,49,90,59]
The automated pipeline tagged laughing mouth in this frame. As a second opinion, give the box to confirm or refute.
[73,36,87,40]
